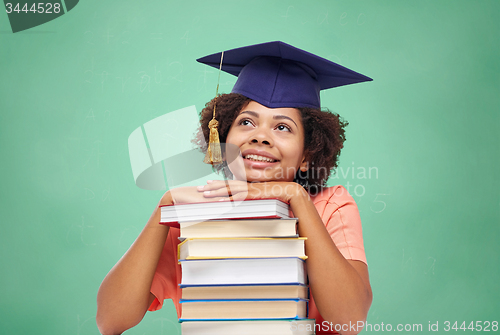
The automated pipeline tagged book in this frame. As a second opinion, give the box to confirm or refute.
[178,237,307,260]
[160,199,290,227]
[181,319,316,335]
[181,284,309,300]
[180,258,307,286]
[167,197,315,329]
[179,299,308,321]
[180,218,298,238]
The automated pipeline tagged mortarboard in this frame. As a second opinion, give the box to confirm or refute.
[197,41,372,109]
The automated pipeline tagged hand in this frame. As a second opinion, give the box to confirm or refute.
[197,180,308,204]
[160,186,232,206]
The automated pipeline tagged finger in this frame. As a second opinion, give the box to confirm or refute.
[199,181,250,197]
[197,180,230,192]
[217,195,234,202]
[202,183,251,199]
[202,188,231,198]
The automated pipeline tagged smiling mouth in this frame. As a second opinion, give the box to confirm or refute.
[244,154,278,163]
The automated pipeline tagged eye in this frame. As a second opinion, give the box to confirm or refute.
[276,124,292,132]
[238,118,254,127]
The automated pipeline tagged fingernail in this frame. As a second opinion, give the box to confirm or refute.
[206,180,213,183]
[204,191,211,195]
[197,186,204,191]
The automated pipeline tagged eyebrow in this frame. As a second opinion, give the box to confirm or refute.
[239,110,299,128]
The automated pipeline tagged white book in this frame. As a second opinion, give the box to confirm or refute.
[160,199,289,226]
[180,258,307,286]
[181,319,316,335]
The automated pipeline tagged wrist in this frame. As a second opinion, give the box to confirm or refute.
[159,190,174,206]
[287,182,310,204]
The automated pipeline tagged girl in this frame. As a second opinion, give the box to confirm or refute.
[97,41,372,335]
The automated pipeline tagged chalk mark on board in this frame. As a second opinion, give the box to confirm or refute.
[102,28,114,44]
[318,11,329,25]
[66,216,95,246]
[84,30,94,45]
[339,12,348,26]
[78,216,95,246]
[424,257,436,275]
[121,30,130,44]
[281,6,294,19]
[84,188,95,201]
[191,16,200,25]
[138,71,151,92]
[116,76,131,92]
[197,67,214,92]
[200,67,213,84]
[102,186,110,202]
[85,108,96,122]
[98,71,110,92]
[76,314,95,335]
[166,61,184,83]
[103,110,111,122]
[371,194,389,213]
[327,54,343,65]
[357,13,366,25]
[154,65,162,84]
[401,248,414,273]
[118,226,135,246]
[82,140,104,169]
[180,30,191,44]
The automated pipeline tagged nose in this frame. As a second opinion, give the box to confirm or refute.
[250,128,273,146]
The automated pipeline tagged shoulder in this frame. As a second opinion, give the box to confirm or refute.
[308,185,361,224]
[310,185,357,210]
[310,186,367,264]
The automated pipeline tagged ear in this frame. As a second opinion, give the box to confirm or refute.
[299,154,309,172]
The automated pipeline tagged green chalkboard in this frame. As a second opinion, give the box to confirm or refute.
[1,1,498,334]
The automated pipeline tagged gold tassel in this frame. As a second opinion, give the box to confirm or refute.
[203,51,224,165]
[204,117,223,164]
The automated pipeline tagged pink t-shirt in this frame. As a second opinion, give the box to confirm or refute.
[149,185,367,334]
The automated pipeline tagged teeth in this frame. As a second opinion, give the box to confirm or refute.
[245,154,275,163]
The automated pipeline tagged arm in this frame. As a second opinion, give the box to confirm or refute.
[290,189,372,335]
[96,186,229,334]
[200,181,372,335]
[96,193,172,335]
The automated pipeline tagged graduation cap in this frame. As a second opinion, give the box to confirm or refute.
[197,41,372,165]
[197,41,372,109]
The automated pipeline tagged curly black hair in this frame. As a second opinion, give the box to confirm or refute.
[193,93,348,193]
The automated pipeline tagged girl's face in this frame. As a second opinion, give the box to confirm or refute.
[225,100,308,183]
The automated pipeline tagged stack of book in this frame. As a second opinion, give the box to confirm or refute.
[160,199,315,334]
